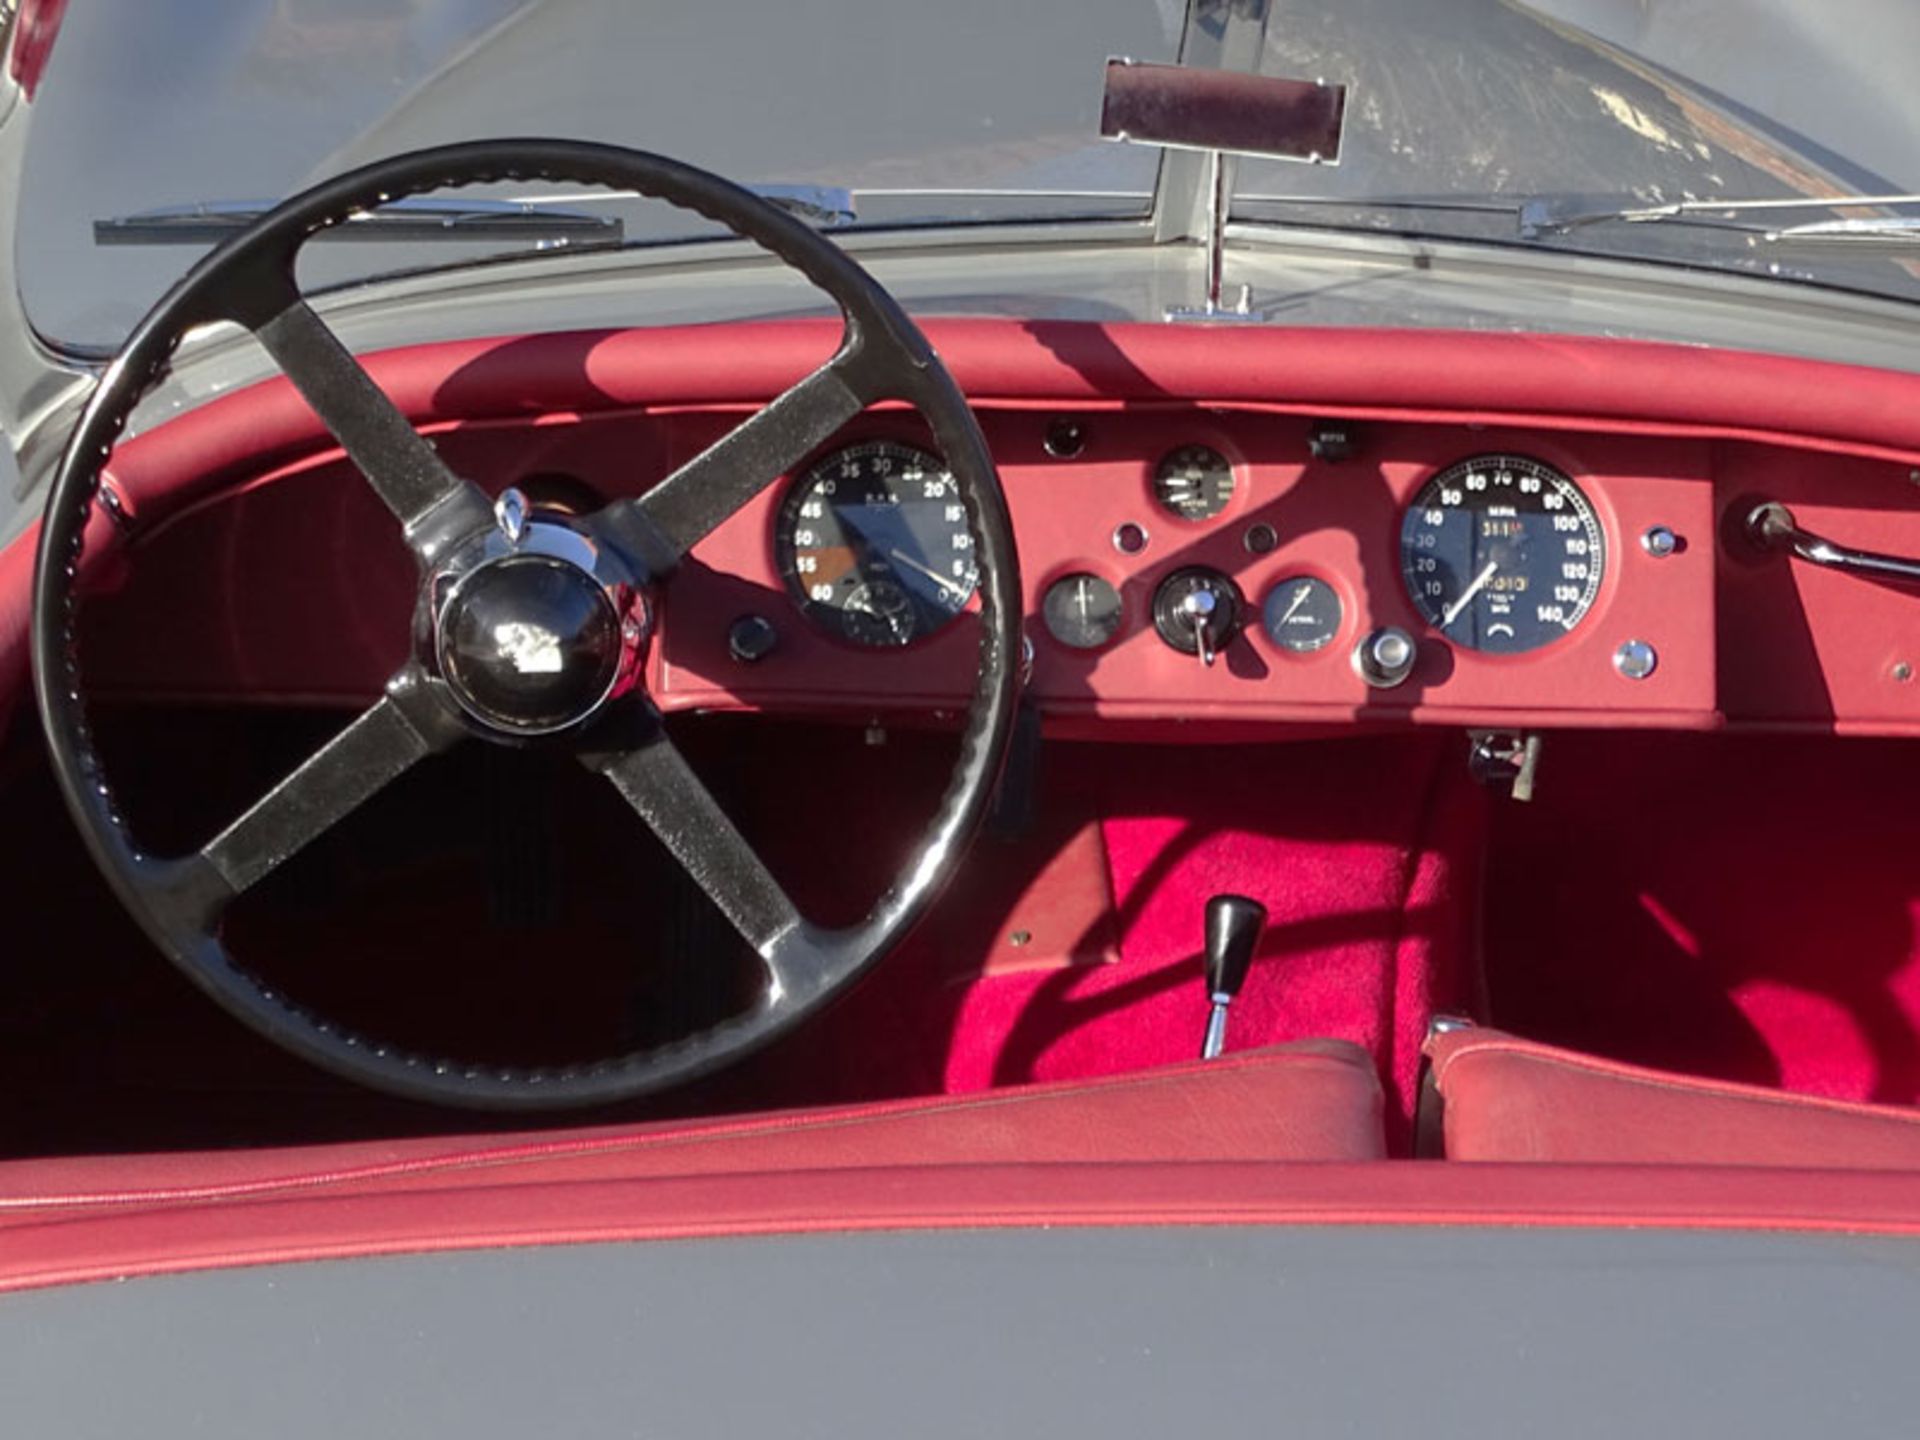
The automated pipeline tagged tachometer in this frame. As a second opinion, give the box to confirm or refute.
[1399,455,1604,653]
[776,440,977,647]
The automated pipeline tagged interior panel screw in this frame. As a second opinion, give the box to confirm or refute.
[1894,662,1913,683]
[1614,639,1658,680]
[1009,930,1032,947]
[1641,526,1678,558]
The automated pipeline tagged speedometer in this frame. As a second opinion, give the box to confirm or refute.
[775,440,977,648]
[1399,455,1604,653]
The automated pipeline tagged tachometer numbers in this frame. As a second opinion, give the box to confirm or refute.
[776,440,977,648]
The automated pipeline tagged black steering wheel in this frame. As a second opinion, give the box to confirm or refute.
[31,140,1022,1111]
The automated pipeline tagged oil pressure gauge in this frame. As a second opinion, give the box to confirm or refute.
[1153,444,1235,521]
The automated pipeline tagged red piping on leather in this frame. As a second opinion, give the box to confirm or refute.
[9,1161,1920,1297]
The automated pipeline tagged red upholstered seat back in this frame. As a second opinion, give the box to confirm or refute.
[1428,1028,1920,1167]
[0,1039,1382,1222]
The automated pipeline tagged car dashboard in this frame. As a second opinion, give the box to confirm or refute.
[73,318,1920,741]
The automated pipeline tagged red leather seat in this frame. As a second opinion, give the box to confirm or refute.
[1428,1027,1920,1168]
[0,1039,1383,1222]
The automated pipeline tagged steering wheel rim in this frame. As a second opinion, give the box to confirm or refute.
[31,139,1023,1111]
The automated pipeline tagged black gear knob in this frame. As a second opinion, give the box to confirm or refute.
[1201,894,1266,1059]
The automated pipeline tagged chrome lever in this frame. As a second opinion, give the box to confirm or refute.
[1748,502,1920,586]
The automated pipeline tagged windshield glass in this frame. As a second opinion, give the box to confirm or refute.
[18,0,1179,349]
[17,0,1920,350]
[1234,0,1920,303]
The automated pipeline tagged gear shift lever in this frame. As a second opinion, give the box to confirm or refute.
[1200,894,1266,1059]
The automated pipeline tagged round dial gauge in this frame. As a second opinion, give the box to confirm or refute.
[776,440,977,648]
[1261,576,1343,653]
[1400,455,1604,654]
[1153,444,1236,521]
[1042,573,1124,650]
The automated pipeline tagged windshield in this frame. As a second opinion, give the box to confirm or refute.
[18,0,1179,349]
[1231,0,1920,303]
[16,0,1920,351]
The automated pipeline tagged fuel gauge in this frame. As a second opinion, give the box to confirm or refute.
[1261,576,1343,654]
[1042,573,1124,650]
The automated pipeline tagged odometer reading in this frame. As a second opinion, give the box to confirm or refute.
[776,440,977,648]
[1399,455,1604,653]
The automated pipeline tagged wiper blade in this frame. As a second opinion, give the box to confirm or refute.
[1518,192,1920,240]
[93,197,623,247]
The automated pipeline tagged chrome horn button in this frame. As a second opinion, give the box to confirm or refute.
[427,488,646,737]
[437,553,623,733]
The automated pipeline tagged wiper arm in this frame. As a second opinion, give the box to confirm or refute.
[93,196,624,247]
[479,183,858,228]
[1519,192,1920,240]
[1759,216,1920,250]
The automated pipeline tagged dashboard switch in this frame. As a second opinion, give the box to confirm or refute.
[1152,567,1243,667]
[728,615,779,663]
[1354,626,1418,688]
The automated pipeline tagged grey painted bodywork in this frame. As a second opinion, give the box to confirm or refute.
[1,1225,1915,1437]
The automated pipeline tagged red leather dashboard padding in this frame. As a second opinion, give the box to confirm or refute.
[0,1039,1382,1221]
[1429,1027,1920,1167]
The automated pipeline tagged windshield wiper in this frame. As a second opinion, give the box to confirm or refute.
[93,182,863,249]
[93,197,625,247]
[1518,192,1920,245]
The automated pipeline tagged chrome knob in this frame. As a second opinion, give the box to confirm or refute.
[1354,625,1417,688]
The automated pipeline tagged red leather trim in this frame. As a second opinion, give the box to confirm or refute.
[95,321,1920,482]
[0,1040,1383,1215]
[1428,1027,1920,1166]
[8,1161,1920,1296]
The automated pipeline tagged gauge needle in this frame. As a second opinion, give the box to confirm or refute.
[888,548,965,599]
[1276,583,1312,628]
[1442,561,1498,627]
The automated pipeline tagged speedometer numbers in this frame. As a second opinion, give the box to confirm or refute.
[1399,456,1604,654]
[776,440,978,648]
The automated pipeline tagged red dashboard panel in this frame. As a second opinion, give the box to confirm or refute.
[37,319,1920,737]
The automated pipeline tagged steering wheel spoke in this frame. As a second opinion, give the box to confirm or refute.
[587,725,810,977]
[159,668,461,929]
[248,297,493,565]
[595,338,882,577]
